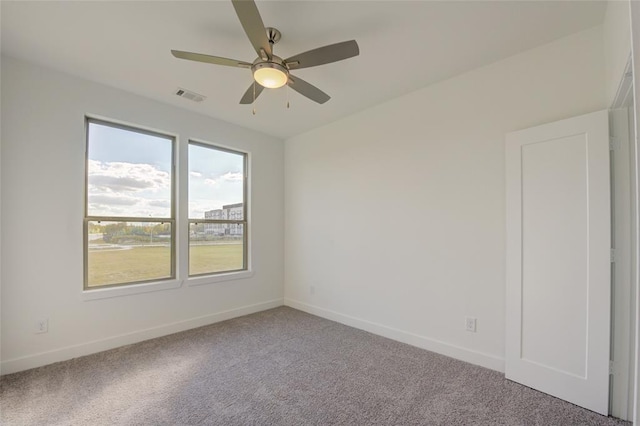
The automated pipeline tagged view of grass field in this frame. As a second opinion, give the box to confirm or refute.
[87,243,243,287]
[190,243,244,276]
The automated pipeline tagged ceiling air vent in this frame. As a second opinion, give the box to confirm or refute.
[175,88,206,103]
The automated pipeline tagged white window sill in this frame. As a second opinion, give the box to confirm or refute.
[82,279,183,301]
[187,270,253,287]
[80,270,252,300]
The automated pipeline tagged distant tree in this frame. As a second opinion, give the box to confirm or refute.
[103,222,130,243]
[88,222,105,234]
[153,223,171,235]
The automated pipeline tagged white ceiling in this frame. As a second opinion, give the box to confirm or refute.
[1,1,607,139]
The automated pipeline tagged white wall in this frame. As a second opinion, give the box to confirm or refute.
[0,56,284,373]
[284,26,606,371]
[604,0,632,106]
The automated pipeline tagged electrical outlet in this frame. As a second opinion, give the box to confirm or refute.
[35,318,48,334]
[465,317,477,333]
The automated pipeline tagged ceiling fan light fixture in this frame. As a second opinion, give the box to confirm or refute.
[172,1,359,104]
[252,62,288,89]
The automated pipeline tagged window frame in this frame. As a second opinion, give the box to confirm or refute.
[83,117,177,291]
[187,140,249,278]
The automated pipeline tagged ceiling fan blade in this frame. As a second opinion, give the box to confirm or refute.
[285,40,359,70]
[287,75,330,104]
[239,82,265,104]
[171,50,251,68]
[231,0,272,59]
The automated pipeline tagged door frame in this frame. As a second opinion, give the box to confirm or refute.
[629,1,640,422]
[609,58,636,421]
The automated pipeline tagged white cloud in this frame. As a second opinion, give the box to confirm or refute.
[221,172,243,182]
[204,178,217,186]
[87,160,171,217]
[147,200,171,208]
[89,193,139,206]
[190,171,202,178]
[88,160,170,192]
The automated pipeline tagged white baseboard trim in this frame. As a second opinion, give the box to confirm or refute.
[285,298,505,373]
[1,299,284,375]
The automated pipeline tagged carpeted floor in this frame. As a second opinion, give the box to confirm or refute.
[0,307,631,425]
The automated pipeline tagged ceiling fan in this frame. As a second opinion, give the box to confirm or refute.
[171,0,359,105]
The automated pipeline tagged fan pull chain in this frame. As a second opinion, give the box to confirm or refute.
[286,84,290,109]
[252,81,257,115]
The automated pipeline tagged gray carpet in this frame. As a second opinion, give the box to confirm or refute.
[0,307,631,425]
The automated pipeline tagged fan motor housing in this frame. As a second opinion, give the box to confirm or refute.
[251,55,288,74]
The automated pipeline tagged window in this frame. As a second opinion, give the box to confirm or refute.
[83,118,249,294]
[84,119,175,289]
[188,142,247,276]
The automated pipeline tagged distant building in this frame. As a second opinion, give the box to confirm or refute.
[204,203,243,236]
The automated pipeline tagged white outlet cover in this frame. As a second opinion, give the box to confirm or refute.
[465,317,477,332]
[35,318,49,334]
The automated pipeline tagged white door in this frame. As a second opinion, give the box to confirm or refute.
[505,110,611,415]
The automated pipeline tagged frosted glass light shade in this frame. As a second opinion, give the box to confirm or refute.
[253,65,288,89]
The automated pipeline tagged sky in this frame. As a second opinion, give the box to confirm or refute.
[87,122,244,219]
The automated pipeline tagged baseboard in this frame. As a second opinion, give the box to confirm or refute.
[1,299,284,375]
[285,298,505,373]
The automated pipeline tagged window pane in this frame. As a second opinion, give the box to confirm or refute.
[87,122,173,218]
[87,221,172,287]
[188,143,244,219]
[189,223,244,275]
